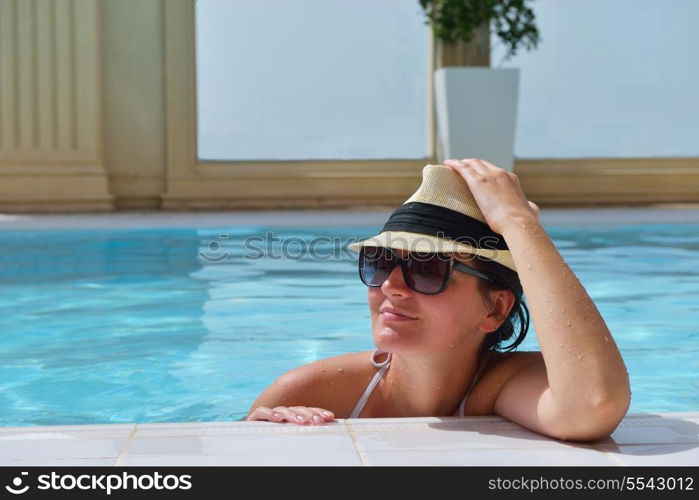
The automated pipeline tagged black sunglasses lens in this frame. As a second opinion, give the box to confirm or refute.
[359,247,396,287]
[359,249,453,294]
[405,252,452,294]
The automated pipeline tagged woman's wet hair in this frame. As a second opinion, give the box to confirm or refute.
[465,255,530,353]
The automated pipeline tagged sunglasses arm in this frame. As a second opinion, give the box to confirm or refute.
[453,262,492,282]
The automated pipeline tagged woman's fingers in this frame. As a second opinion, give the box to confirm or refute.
[445,158,496,183]
[311,407,335,423]
[480,159,531,204]
[289,406,335,425]
[288,406,319,424]
[247,406,334,425]
[246,406,284,422]
[444,158,484,175]
[475,158,504,172]
[443,158,540,234]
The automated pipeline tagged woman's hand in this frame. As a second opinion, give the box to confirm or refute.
[246,406,335,425]
[443,158,540,235]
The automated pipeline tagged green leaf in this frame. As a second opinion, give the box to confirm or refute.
[419,0,540,62]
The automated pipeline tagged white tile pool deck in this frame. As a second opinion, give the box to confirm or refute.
[1,207,697,466]
[0,413,697,466]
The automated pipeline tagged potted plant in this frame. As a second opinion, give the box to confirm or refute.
[419,0,540,170]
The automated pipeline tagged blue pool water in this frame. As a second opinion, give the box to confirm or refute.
[0,223,697,427]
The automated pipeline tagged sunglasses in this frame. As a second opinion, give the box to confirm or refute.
[359,246,491,295]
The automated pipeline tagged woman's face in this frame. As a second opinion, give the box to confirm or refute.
[367,250,505,355]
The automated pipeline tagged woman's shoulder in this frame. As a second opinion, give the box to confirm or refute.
[482,350,544,382]
[465,350,543,415]
[485,350,542,368]
[287,350,377,383]
[254,350,377,413]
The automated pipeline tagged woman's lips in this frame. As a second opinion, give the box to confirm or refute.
[380,308,418,321]
[381,311,416,321]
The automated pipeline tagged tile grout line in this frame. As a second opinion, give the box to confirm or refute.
[113,425,138,467]
[591,443,629,466]
[345,421,368,466]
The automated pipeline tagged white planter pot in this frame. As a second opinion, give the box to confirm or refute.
[434,67,519,171]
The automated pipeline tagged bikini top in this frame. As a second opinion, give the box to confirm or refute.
[348,349,487,419]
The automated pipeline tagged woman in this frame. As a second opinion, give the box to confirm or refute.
[246,159,631,442]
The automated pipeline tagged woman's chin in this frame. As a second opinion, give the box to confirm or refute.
[372,323,418,352]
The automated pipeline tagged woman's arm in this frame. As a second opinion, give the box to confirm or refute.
[493,217,630,441]
[445,159,631,441]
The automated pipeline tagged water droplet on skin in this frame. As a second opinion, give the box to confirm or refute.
[337,368,343,373]
[604,336,610,343]
[526,264,533,270]
[578,353,585,360]
[566,321,571,327]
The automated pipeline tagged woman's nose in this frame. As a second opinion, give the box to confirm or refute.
[381,264,411,296]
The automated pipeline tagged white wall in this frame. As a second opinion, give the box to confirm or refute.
[494,0,699,159]
[196,0,429,161]
[196,0,699,161]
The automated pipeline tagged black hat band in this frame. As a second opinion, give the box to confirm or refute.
[380,202,509,251]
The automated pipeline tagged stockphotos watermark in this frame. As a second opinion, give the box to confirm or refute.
[197,232,502,263]
[4,471,192,495]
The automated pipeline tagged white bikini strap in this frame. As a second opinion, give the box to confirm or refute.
[458,359,485,417]
[348,349,392,419]
[371,349,391,368]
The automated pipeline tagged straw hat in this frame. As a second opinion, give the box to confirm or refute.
[348,164,516,272]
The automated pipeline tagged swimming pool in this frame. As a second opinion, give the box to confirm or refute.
[0,221,697,426]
